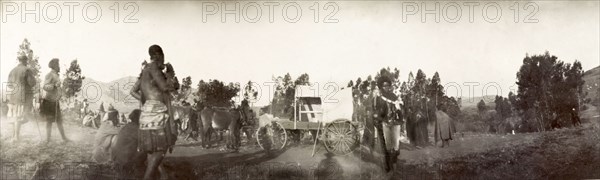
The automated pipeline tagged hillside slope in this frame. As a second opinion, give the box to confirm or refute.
[583,66,600,105]
[76,76,138,113]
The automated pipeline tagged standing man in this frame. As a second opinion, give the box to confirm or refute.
[41,58,70,142]
[374,77,402,172]
[6,55,36,141]
[130,44,178,179]
[379,81,402,152]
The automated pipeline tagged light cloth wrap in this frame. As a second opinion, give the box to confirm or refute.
[434,111,454,144]
[139,100,169,130]
[6,104,28,123]
[6,104,24,118]
[93,121,120,163]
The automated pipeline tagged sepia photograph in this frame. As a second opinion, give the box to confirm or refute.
[1,1,599,179]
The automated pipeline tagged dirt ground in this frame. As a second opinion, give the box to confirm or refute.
[1,108,599,179]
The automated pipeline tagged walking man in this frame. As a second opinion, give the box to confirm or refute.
[41,58,70,142]
[130,44,179,179]
[6,55,36,142]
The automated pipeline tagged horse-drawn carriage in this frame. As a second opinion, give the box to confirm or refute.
[256,85,362,155]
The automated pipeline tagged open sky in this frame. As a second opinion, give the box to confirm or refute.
[1,1,599,106]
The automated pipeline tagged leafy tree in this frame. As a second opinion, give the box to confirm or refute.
[195,79,240,107]
[270,73,310,118]
[565,61,585,110]
[501,98,512,119]
[405,69,437,146]
[194,80,208,110]
[477,99,487,115]
[427,72,444,108]
[412,70,428,98]
[62,59,85,102]
[508,92,518,111]
[243,80,259,105]
[17,39,42,95]
[439,96,460,119]
[515,52,585,131]
[494,96,513,121]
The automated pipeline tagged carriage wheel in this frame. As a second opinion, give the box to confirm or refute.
[256,122,287,151]
[323,119,360,155]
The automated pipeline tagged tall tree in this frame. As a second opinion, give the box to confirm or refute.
[17,39,42,95]
[194,80,208,110]
[269,73,311,118]
[477,99,487,115]
[412,70,428,98]
[427,72,444,108]
[62,59,85,102]
[515,52,585,131]
[195,79,240,107]
[243,80,259,105]
[406,69,436,146]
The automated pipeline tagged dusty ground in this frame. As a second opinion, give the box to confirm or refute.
[1,107,599,179]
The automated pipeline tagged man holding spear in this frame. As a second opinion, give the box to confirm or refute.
[40,58,70,143]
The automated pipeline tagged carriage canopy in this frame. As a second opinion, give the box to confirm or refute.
[295,85,353,123]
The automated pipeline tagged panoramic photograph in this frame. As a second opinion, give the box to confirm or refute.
[1,1,599,179]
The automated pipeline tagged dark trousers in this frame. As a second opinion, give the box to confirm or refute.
[362,115,375,149]
[374,118,392,172]
[41,99,68,141]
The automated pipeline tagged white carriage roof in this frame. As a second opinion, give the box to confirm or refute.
[294,85,354,122]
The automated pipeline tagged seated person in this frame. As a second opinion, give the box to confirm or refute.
[112,109,146,178]
[82,111,101,128]
[92,105,121,163]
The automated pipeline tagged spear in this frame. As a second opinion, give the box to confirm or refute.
[34,82,42,142]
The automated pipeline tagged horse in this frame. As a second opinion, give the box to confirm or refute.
[171,105,195,138]
[199,106,243,149]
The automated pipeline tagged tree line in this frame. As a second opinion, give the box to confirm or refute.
[476,52,586,133]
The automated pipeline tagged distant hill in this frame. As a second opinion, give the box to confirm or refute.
[76,76,138,113]
[77,76,200,114]
[583,66,600,105]
[460,95,497,108]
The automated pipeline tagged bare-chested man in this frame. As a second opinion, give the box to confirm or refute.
[130,44,178,179]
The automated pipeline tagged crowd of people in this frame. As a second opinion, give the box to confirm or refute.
[3,43,432,178]
[3,44,180,179]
